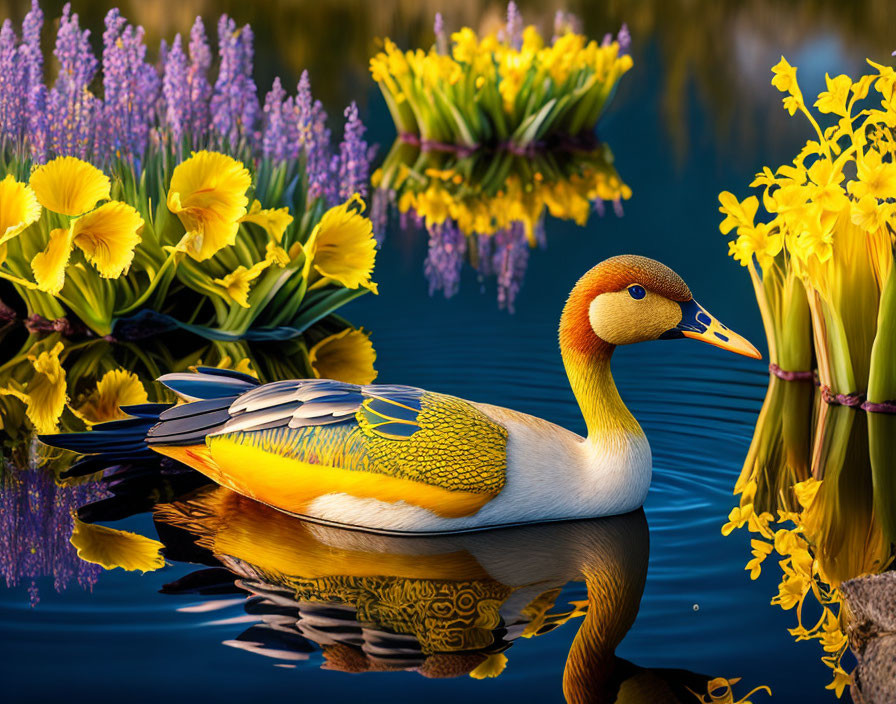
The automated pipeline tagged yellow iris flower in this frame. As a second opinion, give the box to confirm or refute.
[308,327,377,385]
[303,194,378,293]
[31,201,144,294]
[167,151,251,261]
[0,175,41,255]
[29,156,111,216]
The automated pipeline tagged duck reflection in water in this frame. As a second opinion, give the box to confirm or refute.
[144,486,728,702]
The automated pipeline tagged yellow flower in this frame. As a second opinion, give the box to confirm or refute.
[851,194,890,232]
[722,504,754,536]
[308,327,377,385]
[77,370,149,423]
[718,192,758,235]
[814,73,852,116]
[31,201,144,294]
[213,260,272,308]
[240,199,294,242]
[729,222,783,268]
[848,148,896,200]
[29,156,110,216]
[20,341,67,433]
[167,151,251,261]
[304,195,378,293]
[0,175,41,248]
[793,477,822,509]
[746,539,774,580]
[771,57,802,100]
[806,159,848,212]
[824,666,851,698]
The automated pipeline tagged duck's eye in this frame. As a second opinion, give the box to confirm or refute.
[627,285,646,300]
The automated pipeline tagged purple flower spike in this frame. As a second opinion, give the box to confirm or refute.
[262,77,299,163]
[0,20,26,145]
[163,33,189,146]
[337,102,369,201]
[211,15,259,149]
[434,12,448,55]
[491,222,529,312]
[186,17,212,145]
[424,220,467,298]
[296,71,334,204]
[22,0,46,160]
[47,4,99,161]
[617,23,631,54]
[102,9,160,163]
[504,2,523,50]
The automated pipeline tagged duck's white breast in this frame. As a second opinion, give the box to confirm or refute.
[304,404,651,534]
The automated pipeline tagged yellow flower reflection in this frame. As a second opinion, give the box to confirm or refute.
[167,151,251,261]
[308,327,377,385]
[0,341,68,433]
[77,370,149,423]
[29,156,111,216]
[0,175,41,250]
[303,195,378,293]
[31,201,144,294]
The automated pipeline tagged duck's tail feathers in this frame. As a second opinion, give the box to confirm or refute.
[158,366,260,403]
[39,403,171,477]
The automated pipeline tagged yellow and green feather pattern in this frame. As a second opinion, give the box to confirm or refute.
[148,378,509,512]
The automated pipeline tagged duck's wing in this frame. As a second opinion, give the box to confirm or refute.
[147,376,509,518]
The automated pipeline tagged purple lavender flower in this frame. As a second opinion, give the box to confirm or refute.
[0,20,26,145]
[370,187,392,242]
[47,4,98,161]
[424,219,467,298]
[617,23,631,54]
[336,102,369,201]
[262,76,294,163]
[211,15,259,149]
[295,71,335,204]
[102,9,160,162]
[186,17,212,144]
[504,2,523,50]
[163,34,189,145]
[434,12,448,55]
[21,0,46,160]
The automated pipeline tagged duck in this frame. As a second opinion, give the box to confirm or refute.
[42,255,760,535]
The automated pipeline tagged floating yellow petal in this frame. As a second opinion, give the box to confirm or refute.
[167,151,251,261]
[309,327,377,385]
[70,516,165,573]
[29,156,110,216]
[77,370,149,423]
[72,201,144,279]
[0,175,41,246]
[304,195,378,293]
[240,199,293,242]
[31,228,73,295]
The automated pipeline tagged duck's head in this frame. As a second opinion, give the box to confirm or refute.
[560,254,760,360]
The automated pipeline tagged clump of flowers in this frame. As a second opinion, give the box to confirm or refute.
[0,2,377,339]
[724,377,896,698]
[373,139,629,311]
[369,3,632,150]
[718,57,896,408]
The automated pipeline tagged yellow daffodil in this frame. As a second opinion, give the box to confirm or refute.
[77,370,149,424]
[240,199,294,242]
[29,156,111,216]
[308,327,377,385]
[0,175,41,251]
[31,201,144,294]
[213,260,272,308]
[813,74,852,117]
[303,195,378,293]
[167,151,251,261]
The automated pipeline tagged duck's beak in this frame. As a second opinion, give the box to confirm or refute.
[660,299,762,359]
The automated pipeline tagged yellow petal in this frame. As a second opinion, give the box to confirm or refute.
[167,151,251,261]
[308,327,377,385]
[0,174,41,245]
[469,653,507,679]
[23,341,67,433]
[72,201,144,278]
[70,516,165,572]
[29,156,110,216]
[240,199,293,242]
[77,369,149,423]
[306,195,378,292]
[31,227,74,294]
